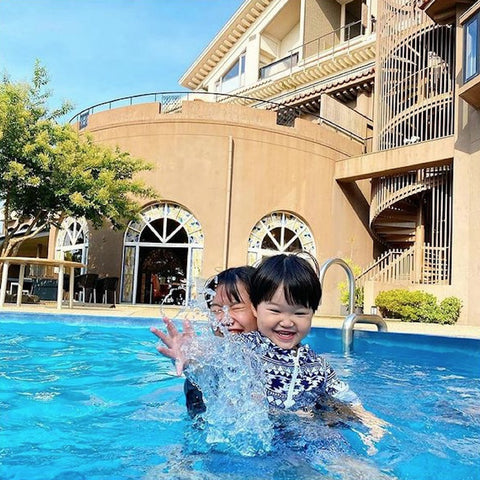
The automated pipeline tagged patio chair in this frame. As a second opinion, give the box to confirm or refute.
[97,276,119,305]
[75,273,99,303]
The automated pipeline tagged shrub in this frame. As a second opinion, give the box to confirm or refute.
[375,289,462,324]
[438,297,463,324]
[339,285,364,310]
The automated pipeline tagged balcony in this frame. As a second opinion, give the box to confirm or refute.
[259,52,299,80]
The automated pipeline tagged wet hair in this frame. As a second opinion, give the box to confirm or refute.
[250,254,321,311]
[204,266,256,307]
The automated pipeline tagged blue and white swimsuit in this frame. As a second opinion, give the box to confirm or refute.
[237,331,360,410]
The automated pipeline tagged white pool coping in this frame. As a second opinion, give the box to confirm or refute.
[1,302,479,339]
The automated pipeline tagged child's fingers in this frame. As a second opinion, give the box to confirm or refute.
[150,326,165,340]
[152,328,174,349]
[163,317,179,337]
[156,345,176,360]
[183,319,194,337]
[150,327,172,347]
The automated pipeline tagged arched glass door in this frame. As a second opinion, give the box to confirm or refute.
[121,202,204,305]
[55,217,89,274]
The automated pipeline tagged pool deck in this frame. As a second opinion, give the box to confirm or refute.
[1,301,480,339]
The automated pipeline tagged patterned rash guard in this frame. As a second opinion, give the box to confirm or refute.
[237,331,360,411]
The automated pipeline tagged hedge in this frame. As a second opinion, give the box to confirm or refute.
[375,289,462,324]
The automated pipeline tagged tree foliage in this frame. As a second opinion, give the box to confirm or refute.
[0,62,156,257]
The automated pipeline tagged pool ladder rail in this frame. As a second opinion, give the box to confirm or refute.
[319,258,388,352]
[342,313,388,353]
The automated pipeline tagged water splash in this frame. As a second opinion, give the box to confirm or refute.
[159,278,214,325]
[154,278,273,456]
[183,330,274,456]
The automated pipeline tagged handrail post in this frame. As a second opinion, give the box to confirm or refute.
[0,261,10,308]
[319,258,355,315]
[342,313,388,353]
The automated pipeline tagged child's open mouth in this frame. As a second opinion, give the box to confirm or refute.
[228,328,243,334]
[274,330,296,339]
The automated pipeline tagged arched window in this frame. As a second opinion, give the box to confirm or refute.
[55,217,89,271]
[247,211,316,265]
[122,202,204,305]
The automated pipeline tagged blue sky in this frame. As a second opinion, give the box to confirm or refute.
[0,0,244,121]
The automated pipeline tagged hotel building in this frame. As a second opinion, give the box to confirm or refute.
[3,0,479,325]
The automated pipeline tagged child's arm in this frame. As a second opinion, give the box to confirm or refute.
[333,401,388,441]
[323,363,389,447]
[150,317,194,375]
[330,400,389,455]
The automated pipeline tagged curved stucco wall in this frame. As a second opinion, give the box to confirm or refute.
[79,100,371,314]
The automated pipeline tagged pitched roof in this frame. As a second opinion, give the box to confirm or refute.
[179,0,273,90]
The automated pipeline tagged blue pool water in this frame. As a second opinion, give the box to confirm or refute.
[1,312,479,480]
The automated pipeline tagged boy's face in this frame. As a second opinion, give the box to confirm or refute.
[252,285,313,349]
[210,283,257,335]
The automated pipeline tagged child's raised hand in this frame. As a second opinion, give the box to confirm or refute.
[150,317,194,375]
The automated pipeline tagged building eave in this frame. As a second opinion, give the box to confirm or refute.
[419,0,475,24]
[179,0,274,90]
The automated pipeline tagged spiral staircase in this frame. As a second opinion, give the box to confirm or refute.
[360,1,455,288]
[359,165,452,286]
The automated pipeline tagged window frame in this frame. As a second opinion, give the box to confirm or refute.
[463,12,480,83]
[216,52,246,93]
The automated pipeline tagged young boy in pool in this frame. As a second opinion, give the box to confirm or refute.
[239,253,353,409]
[151,265,257,417]
[240,254,386,440]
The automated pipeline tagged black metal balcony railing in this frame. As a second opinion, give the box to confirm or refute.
[258,20,372,82]
[68,91,371,151]
[70,90,331,130]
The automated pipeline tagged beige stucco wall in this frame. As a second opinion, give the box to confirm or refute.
[451,6,480,326]
[77,100,371,314]
[303,0,341,57]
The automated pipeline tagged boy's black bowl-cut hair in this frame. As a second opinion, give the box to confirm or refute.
[250,253,321,311]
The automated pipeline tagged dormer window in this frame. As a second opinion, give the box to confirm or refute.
[216,53,246,93]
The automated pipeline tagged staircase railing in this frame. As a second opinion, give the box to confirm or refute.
[358,244,450,285]
[357,249,401,285]
[370,169,445,223]
[358,247,415,285]
[422,244,450,284]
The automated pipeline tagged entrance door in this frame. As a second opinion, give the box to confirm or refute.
[121,202,204,305]
[137,246,187,305]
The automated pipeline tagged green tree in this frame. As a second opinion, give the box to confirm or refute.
[0,62,156,258]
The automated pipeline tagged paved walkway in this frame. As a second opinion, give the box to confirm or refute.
[2,301,480,339]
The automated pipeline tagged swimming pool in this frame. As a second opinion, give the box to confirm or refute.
[1,312,479,480]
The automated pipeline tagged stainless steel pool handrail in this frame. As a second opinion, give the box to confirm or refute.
[319,258,355,315]
[342,313,388,352]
